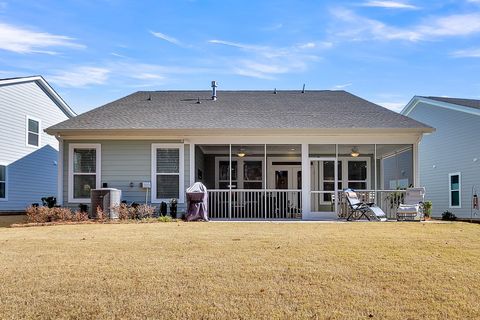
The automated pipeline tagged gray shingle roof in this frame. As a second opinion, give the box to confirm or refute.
[47,90,431,133]
[422,96,480,110]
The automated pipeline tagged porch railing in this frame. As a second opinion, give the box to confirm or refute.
[339,190,407,220]
[208,189,302,219]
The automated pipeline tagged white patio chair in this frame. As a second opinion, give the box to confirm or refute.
[396,187,425,221]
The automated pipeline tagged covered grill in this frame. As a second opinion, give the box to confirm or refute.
[186,182,209,221]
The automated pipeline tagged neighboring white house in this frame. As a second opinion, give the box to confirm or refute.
[402,96,480,219]
[46,83,433,220]
[0,76,76,212]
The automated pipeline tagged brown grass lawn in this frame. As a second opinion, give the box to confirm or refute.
[0,222,479,319]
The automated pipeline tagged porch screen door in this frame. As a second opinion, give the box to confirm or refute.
[310,158,338,214]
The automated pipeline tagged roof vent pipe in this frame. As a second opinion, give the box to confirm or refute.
[211,80,218,101]
[302,84,305,93]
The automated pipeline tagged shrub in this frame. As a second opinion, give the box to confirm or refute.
[442,210,457,221]
[96,206,108,221]
[157,215,173,222]
[117,203,136,220]
[116,203,156,220]
[71,210,89,222]
[25,206,87,223]
[423,201,432,218]
[136,204,156,219]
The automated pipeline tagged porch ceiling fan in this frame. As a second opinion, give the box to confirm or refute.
[350,147,360,157]
[237,147,246,157]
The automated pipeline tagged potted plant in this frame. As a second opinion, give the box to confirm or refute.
[170,198,178,218]
[423,201,432,220]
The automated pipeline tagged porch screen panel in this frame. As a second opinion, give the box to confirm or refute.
[156,148,180,199]
[308,144,336,212]
[376,145,413,190]
[337,144,374,191]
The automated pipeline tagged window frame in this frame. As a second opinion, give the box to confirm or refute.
[214,156,264,189]
[151,143,185,204]
[319,157,370,205]
[0,163,7,201]
[68,143,101,203]
[25,115,41,148]
[448,172,461,209]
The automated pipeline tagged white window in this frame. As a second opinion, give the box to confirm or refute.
[152,144,184,203]
[0,165,6,200]
[68,144,101,203]
[26,116,41,147]
[449,173,461,208]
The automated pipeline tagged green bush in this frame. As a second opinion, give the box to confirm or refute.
[423,201,432,218]
[157,215,174,222]
[442,210,457,221]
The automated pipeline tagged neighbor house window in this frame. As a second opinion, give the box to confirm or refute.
[0,165,6,200]
[68,144,101,203]
[152,144,184,203]
[26,116,40,147]
[449,173,461,208]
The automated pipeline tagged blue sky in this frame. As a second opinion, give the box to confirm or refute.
[1,0,480,113]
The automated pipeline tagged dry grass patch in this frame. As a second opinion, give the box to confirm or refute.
[0,222,479,319]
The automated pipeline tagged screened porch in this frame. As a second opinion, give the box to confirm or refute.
[191,143,414,220]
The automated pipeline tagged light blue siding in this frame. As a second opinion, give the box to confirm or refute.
[408,101,480,218]
[0,81,70,211]
[62,140,190,213]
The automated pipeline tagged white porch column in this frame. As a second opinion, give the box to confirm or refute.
[301,143,310,218]
[413,139,420,187]
[189,143,195,186]
[57,136,64,206]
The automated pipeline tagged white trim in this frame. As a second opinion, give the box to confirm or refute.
[402,96,480,118]
[57,133,427,142]
[151,143,185,204]
[57,137,64,205]
[68,143,101,204]
[25,115,41,148]
[301,143,310,216]
[448,172,461,209]
[189,143,195,186]
[0,163,7,201]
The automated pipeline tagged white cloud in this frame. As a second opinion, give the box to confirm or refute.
[361,1,419,9]
[451,48,480,58]
[332,83,352,89]
[50,66,110,87]
[0,22,83,54]
[332,9,480,42]
[150,31,182,46]
[208,39,329,79]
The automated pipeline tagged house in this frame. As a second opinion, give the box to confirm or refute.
[402,96,480,219]
[46,83,433,220]
[0,76,76,212]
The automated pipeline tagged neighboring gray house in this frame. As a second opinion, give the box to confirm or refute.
[0,76,76,212]
[402,96,480,219]
[46,85,433,220]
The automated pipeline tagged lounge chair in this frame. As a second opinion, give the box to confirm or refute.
[344,189,387,221]
[396,187,425,221]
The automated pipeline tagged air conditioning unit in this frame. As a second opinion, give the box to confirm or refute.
[91,188,122,219]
